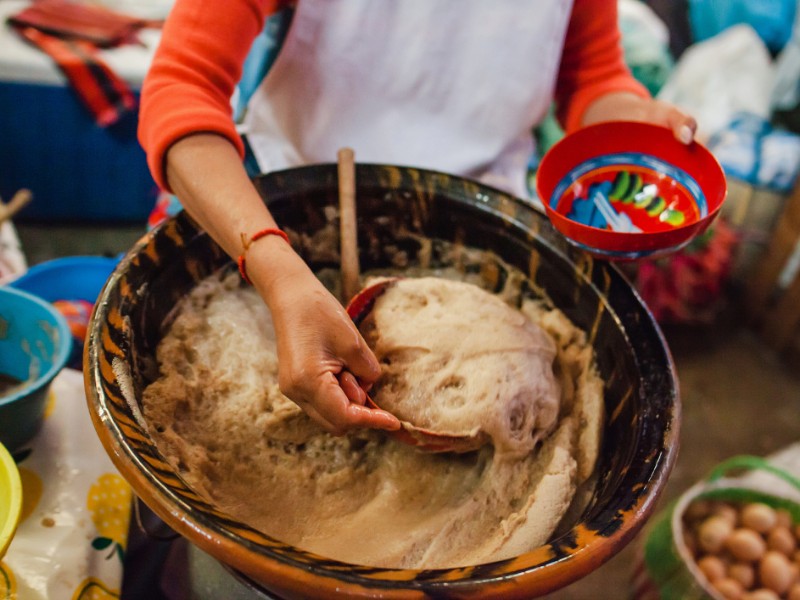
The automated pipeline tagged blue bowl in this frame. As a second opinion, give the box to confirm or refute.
[0,286,72,451]
[9,256,118,370]
[9,256,118,303]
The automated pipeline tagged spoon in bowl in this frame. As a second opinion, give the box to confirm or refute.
[336,152,485,453]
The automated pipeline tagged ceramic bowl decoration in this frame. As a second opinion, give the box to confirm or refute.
[0,441,21,559]
[536,121,727,260]
[10,256,119,370]
[85,164,680,599]
[0,286,71,451]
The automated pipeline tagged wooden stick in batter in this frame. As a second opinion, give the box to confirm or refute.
[338,147,360,303]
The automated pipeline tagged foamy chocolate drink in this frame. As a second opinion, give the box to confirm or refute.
[357,277,562,458]
[143,265,605,568]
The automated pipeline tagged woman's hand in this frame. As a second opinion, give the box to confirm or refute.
[582,91,698,144]
[251,242,401,435]
[164,134,399,435]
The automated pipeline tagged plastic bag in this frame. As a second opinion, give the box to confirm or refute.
[707,112,800,192]
[688,0,796,55]
[657,25,774,142]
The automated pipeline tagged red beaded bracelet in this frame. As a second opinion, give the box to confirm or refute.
[237,227,291,285]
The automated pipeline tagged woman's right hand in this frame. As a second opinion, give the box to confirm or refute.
[163,134,394,434]
[249,238,401,435]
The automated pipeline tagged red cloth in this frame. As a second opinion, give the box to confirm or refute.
[635,219,740,325]
[9,0,160,126]
[138,0,648,192]
[14,25,137,126]
[9,0,151,47]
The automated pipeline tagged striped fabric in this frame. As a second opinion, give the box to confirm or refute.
[13,24,137,127]
[7,0,160,126]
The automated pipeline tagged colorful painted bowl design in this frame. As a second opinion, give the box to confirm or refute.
[537,121,727,260]
[85,164,680,599]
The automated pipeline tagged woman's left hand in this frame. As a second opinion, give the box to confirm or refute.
[582,91,697,145]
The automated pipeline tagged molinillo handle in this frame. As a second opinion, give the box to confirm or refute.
[337,147,360,303]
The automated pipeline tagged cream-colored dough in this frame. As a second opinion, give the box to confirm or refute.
[142,269,604,569]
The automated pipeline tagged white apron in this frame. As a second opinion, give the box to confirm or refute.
[241,0,574,199]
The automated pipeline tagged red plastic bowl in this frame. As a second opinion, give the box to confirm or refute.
[536,121,727,260]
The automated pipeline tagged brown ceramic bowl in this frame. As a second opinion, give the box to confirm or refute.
[84,164,680,599]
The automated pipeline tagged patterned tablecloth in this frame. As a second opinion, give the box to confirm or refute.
[1,368,131,600]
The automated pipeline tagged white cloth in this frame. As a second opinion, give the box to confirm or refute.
[0,221,26,285]
[242,0,573,199]
[1,369,132,600]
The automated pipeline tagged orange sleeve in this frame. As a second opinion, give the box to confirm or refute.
[137,0,280,191]
[555,0,650,133]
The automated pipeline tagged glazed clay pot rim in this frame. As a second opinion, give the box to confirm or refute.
[88,382,679,595]
[86,164,680,596]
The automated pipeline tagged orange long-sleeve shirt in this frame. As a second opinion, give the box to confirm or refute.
[139,0,647,191]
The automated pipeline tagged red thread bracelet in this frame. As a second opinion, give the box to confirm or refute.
[237,227,290,285]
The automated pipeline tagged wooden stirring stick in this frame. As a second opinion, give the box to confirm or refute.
[338,148,361,303]
[0,189,32,225]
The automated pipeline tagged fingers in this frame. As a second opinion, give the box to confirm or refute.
[339,330,381,385]
[307,373,401,434]
[661,103,697,145]
[337,370,367,406]
[298,401,345,435]
[346,403,402,431]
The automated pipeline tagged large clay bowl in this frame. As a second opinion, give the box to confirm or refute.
[84,164,680,599]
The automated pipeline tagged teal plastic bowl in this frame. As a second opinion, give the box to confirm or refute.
[9,256,118,304]
[9,256,117,370]
[0,286,72,451]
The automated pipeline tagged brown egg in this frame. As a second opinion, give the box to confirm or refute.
[741,589,780,600]
[775,509,794,529]
[728,529,767,562]
[741,504,778,534]
[699,516,735,553]
[768,526,798,555]
[715,503,741,526]
[759,551,794,595]
[790,563,800,587]
[685,499,712,522]
[713,577,744,600]
[788,582,800,600]
[728,562,756,589]
[698,555,727,582]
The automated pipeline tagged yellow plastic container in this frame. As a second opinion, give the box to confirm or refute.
[0,441,21,559]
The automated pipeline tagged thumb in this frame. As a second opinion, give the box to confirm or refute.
[342,334,381,385]
[666,109,697,145]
